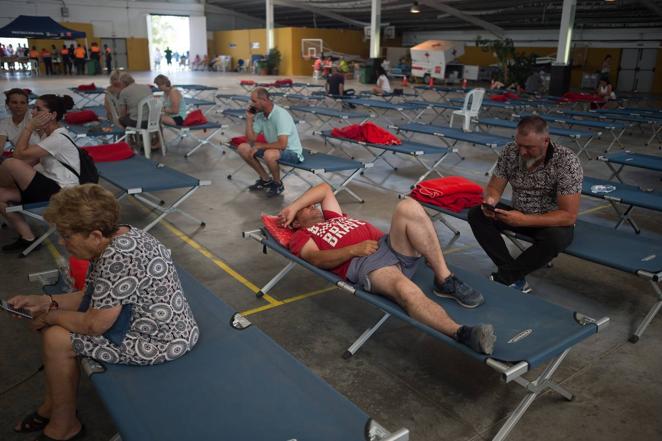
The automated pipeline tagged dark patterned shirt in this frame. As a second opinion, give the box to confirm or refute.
[493,142,583,214]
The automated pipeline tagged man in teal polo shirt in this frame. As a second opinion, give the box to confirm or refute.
[236,87,304,197]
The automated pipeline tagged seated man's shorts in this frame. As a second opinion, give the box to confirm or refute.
[254,148,303,164]
[346,235,421,292]
[20,171,61,205]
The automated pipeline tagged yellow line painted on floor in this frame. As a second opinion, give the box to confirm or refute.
[241,286,336,316]
[579,203,610,216]
[159,220,281,306]
[445,244,478,255]
[45,238,62,262]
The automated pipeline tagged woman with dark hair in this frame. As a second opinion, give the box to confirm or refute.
[0,94,78,253]
[1,89,40,150]
[372,66,392,95]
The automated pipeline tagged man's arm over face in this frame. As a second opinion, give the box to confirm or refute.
[279,183,341,228]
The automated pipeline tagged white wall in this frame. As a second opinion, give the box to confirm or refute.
[0,0,204,38]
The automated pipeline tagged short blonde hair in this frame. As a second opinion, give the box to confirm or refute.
[118,72,135,86]
[44,184,120,237]
[109,70,122,83]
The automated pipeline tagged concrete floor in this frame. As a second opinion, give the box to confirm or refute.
[1,70,661,441]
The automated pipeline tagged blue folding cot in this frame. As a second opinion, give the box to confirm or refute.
[583,176,662,233]
[215,93,250,108]
[66,121,126,146]
[406,100,461,123]
[392,122,512,175]
[162,121,227,158]
[287,105,372,131]
[174,83,218,100]
[7,156,210,256]
[318,130,457,188]
[225,146,372,203]
[449,97,531,114]
[478,117,597,159]
[419,201,662,343]
[556,109,662,147]
[182,97,218,115]
[243,229,608,441]
[413,85,468,100]
[68,87,107,107]
[29,266,409,441]
[348,98,428,124]
[598,150,662,182]
[516,112,628,152]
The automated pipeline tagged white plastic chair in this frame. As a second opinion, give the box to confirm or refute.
[450,88,485,132]
[106,93,121,126]
[125,95,165,159]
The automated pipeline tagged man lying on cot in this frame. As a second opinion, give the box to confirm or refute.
[236,87,304,197]
[279,183,496,355]
[6,184,199,441]
[468,115,583,293]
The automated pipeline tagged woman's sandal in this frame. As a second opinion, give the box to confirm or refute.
[14,411,50,433]
[34,424,85,441]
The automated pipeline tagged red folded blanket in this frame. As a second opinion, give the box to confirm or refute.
[410,176,483,213]
[82,142,134,162]
[560,92,605,103]
[274,79,293,86]
[331,122,401,145]
[230,134,267,147]
[64,110,98,125]
[240,80,255,86]
[183,109,208,126]
[77,83,97,91]
[490,91,520,102]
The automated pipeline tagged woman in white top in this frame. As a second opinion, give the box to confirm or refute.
[0,88,40,151]
[372,66,392,95]
[0,94,78,253]
[104,70,123,124]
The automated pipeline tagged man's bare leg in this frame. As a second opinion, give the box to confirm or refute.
[368,265,460,337]
[236,143,270,181]
[262,149,281,183]
[387,198,452,283]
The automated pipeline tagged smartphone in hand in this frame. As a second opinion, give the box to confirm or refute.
[481,203,496,213]
[248,106,257,114]
[1,300,33,319]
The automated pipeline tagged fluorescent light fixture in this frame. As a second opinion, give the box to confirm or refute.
[410,1,420,13]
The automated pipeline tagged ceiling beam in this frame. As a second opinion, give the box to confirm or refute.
[274,0,370,27]
[418,0,505,38]
[638,0,662,18]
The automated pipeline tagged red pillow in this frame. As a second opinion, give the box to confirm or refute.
[240,80,256,86]
[183,109,208,126]
[262,214,295,247]
[230,134,267,147]
[275,79,293,86]
[65,110,98,125]
[82,142,134,162]
[77,83,97,91]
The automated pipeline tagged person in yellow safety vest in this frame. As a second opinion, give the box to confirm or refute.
[74,44,86,75]
[90,42,101,75]
[60,45,72,75]
[40,48,53,76]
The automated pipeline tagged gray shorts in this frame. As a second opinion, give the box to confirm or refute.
[346,235,421,292]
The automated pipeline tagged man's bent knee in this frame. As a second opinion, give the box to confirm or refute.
[395,198,425,219]
[263,149,281,163]
[539,226,574,252]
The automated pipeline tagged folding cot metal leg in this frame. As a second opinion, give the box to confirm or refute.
[412,153,449,188]
[19,225,56,257]
[629,280,662,343]
[574,137,595,160]
[256,261,296,298]
[608,201,640,234]
[134,186,206,232]
[318,169,365,203]
[343,312,391,359]
[645,124,662,146]
[491,349,573,441]
[185,128,225,158]
[429,212,461,236]
[109,434,122,441]
[605,163,625,183]
[604,128,625,153]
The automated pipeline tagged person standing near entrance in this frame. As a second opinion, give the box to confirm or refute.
[90,42,101,75]
[73,44,86,75]
[104,44,112,74]
[60,44,71,75]
[40,47,53,76]
[154,48,162,70]
[164,47,173,68]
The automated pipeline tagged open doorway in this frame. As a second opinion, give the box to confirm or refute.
[147,15,190,71]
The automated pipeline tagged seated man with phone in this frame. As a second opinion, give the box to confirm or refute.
[235,87,304,197]
[468,116,583,293]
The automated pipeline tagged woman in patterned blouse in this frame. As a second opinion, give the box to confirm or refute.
[8,184,199,441]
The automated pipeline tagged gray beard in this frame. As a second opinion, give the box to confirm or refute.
[520,155,544,170]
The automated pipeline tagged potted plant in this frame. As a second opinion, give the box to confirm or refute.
[257,59,268,75]
[266,48,281,75]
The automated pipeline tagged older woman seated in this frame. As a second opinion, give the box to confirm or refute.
[8,184,199,441]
